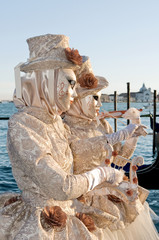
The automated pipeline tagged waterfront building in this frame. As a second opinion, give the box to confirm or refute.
[101,83,154,102]
[135,83,153,102]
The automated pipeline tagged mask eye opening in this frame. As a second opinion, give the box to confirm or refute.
[93,95,98,101]
[67,79,76,89]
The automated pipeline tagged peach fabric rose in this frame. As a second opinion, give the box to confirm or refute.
[105,158,111,165]
[65,48,82,65]
[76,212,96,232]
[78,73,98,89]
[42,206,67,228]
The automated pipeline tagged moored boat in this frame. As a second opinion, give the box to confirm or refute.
[150,114,159,133]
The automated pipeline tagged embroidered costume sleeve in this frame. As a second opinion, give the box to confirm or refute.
[7,110,89,201]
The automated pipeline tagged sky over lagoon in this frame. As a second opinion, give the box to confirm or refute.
[0,0,159,100]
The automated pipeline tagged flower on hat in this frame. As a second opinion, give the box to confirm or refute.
[65,48,83,65]
[78,73,98,89]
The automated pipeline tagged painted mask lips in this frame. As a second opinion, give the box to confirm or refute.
[70,97,74,104]
[96,108,100,115]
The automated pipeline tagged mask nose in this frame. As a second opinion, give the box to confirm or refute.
[72,88,77,98]
[97,98,102,108]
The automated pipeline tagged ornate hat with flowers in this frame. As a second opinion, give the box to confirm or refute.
[75,56,109,98]
[20,34,83,72]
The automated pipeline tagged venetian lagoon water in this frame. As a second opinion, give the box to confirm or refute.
[0,101,159,231]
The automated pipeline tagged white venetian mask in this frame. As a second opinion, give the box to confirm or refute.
[81,91,102,119]
[55,69,77,112]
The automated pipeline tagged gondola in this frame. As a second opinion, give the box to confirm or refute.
[0,117,10,120]
[121,153,159,189]
[136,153,159,189]
[150,113,159,133]
[111,154,158,189]
[124,114,159,189]
[120,114,159,189]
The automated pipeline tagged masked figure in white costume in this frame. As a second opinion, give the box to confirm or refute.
[64,58,159,239]
[0,34,157,240]
[64,57,146,174]
[0,34,131,240]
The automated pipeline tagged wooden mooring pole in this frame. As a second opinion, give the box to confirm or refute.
[153,90,157,156]
[114,91,117,132]
[127,82,130,125]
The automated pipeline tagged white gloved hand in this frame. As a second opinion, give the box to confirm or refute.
[105,123,138,145]
[83,166,124,191]
[132,124,147,137]
[120,125,147,159]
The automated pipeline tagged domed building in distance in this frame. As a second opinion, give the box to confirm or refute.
[135,83,152,102]
[101,83,154,102]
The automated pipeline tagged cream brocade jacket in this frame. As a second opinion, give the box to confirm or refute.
[0,107,108,240]
[64,115,128,175]
[63,115,148,230]
[0,108,150,240]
